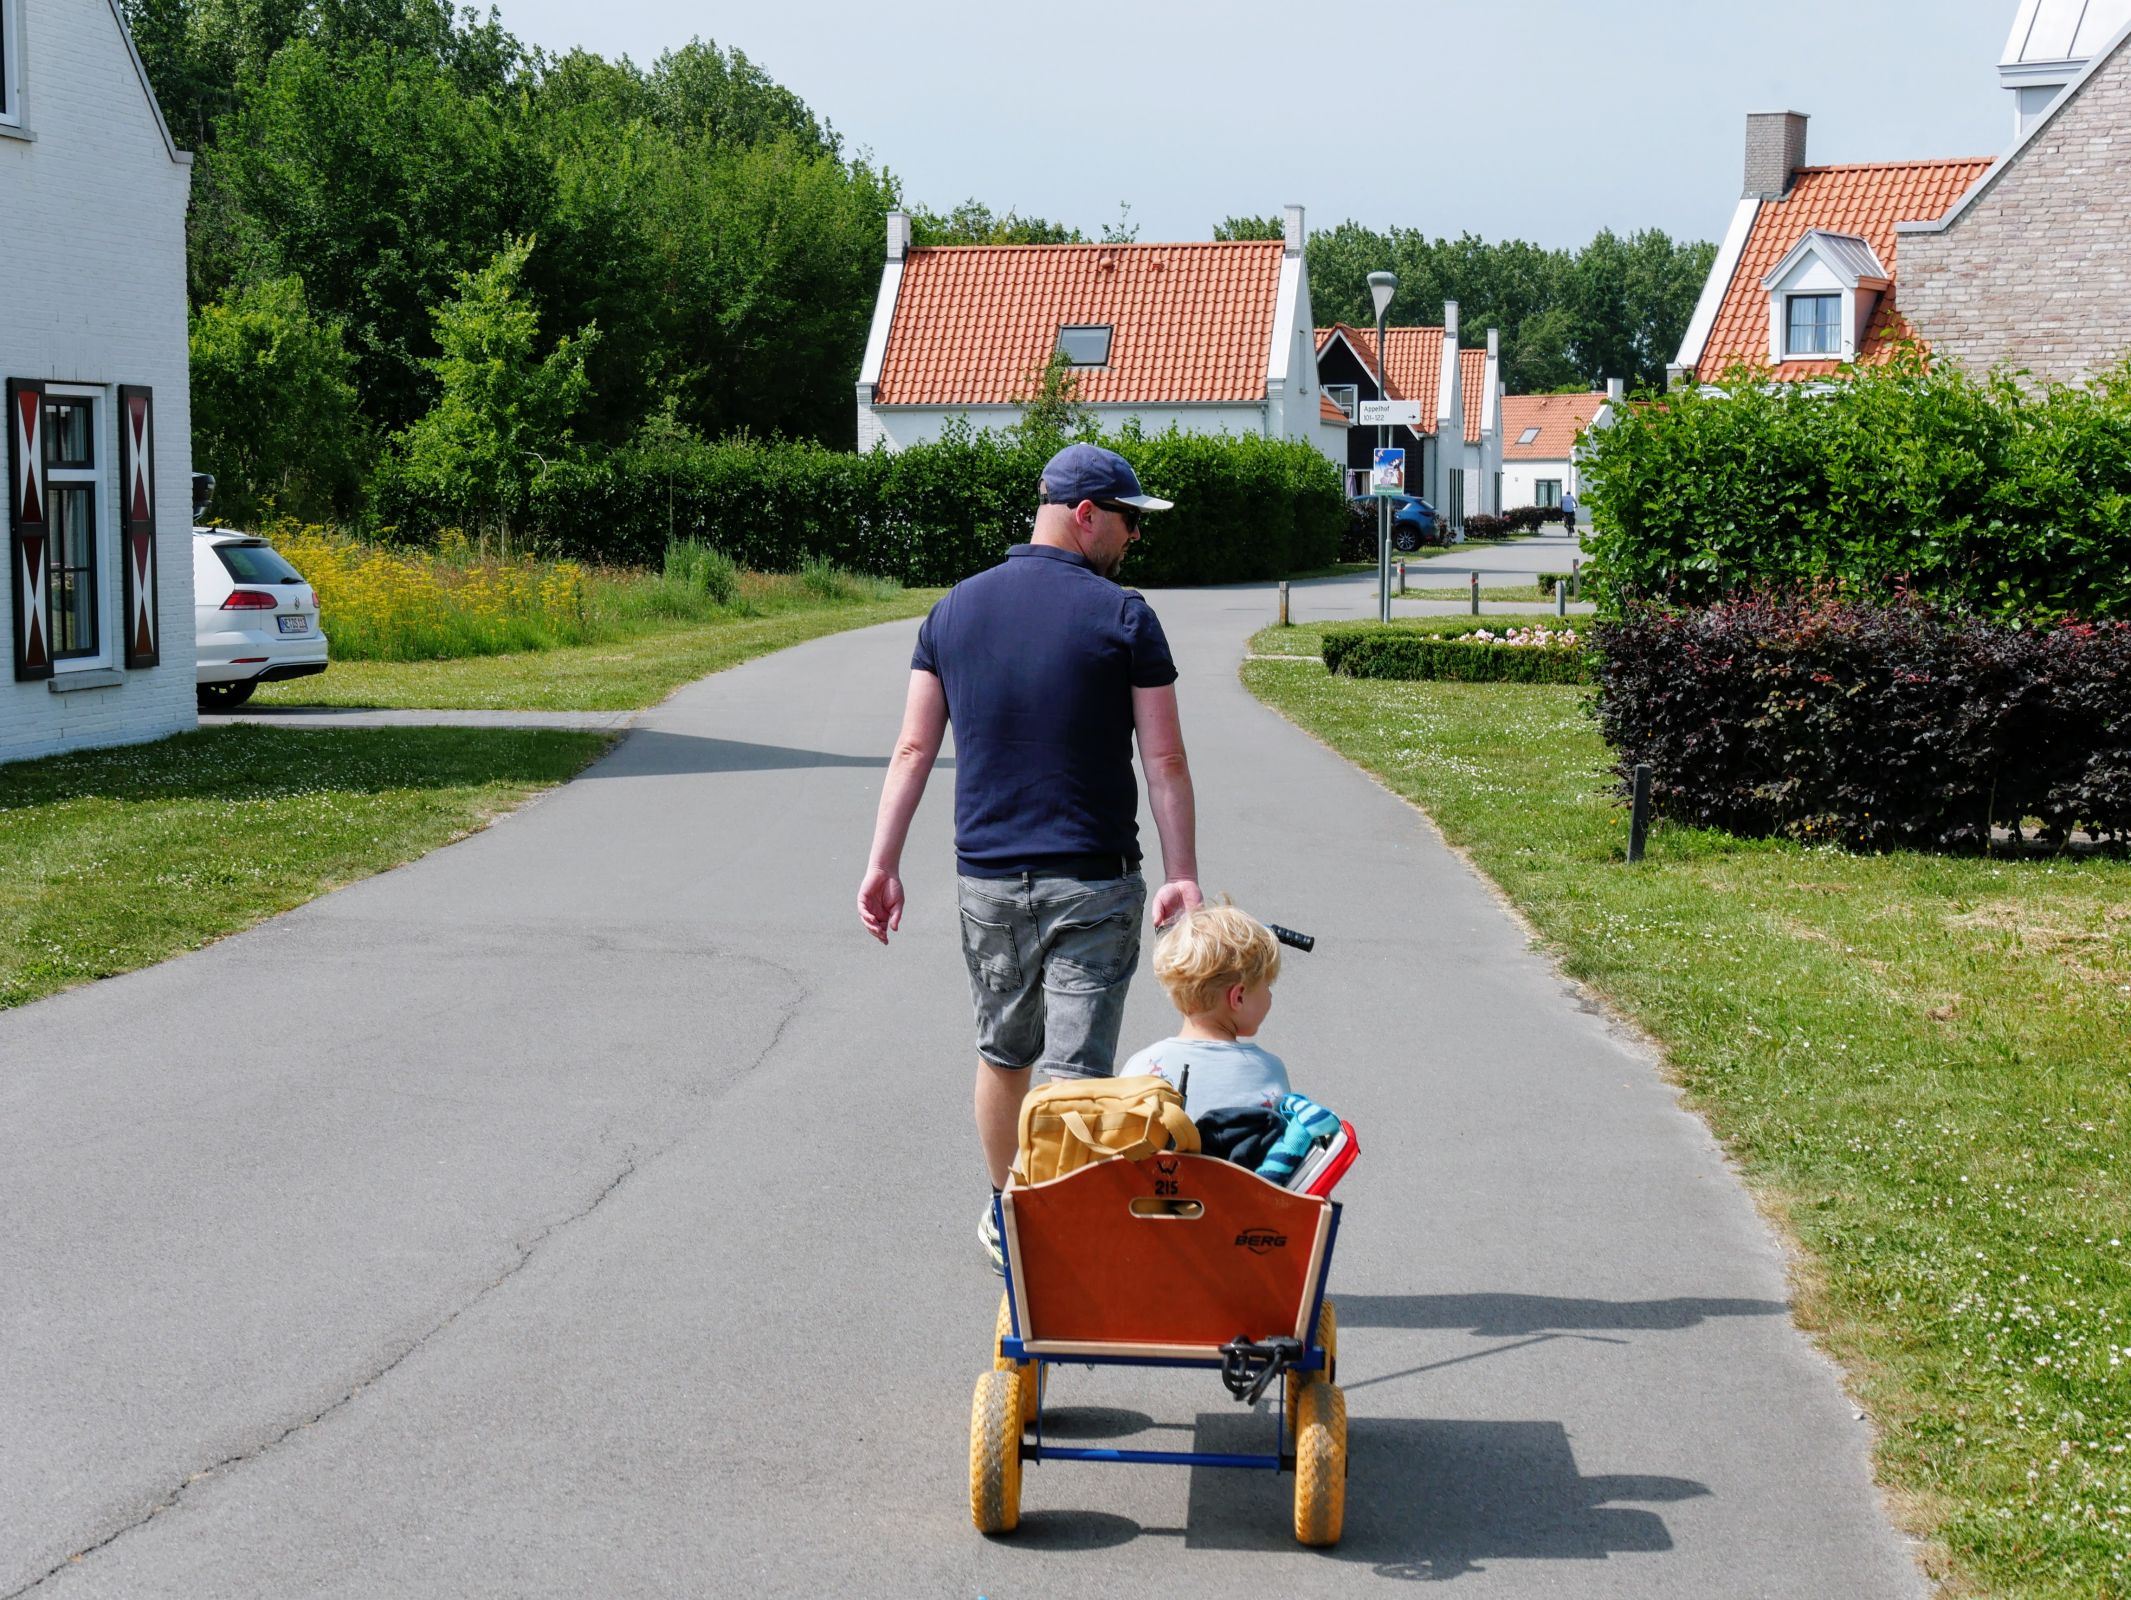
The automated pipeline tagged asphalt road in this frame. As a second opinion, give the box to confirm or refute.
[1,575,1924,1598]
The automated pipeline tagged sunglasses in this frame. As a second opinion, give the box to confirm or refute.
[1092,500,1142,532]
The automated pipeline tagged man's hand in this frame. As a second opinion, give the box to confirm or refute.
[857,866,906,944]
[1150,877,1203,930]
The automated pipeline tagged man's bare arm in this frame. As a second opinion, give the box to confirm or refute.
[857,670,949,943]
[1133,682,1202,927]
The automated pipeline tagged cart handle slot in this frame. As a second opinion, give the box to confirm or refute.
[1127,1196,1205,1219]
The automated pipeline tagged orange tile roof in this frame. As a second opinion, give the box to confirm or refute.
[1696,158,1993,381]
[875,239,1284,405]
[1319,392,1348,424]
[1502,393,1606,459]
[1460,348,1487,443]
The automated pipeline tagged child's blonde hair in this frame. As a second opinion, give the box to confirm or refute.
[1153,904,1282,1016]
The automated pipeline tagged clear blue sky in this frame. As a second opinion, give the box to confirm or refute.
[491,0,2027,250]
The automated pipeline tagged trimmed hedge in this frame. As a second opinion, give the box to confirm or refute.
[1505,504,1571,533]
[1578,356,2131,621]
[1591,594,2131,849]
[1323,623,1591,684]
[375,424,1343,588]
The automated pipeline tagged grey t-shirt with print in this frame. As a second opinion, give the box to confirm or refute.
[1119,1037,1291,1121]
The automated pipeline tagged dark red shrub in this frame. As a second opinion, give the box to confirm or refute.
[1591,594,2131,849]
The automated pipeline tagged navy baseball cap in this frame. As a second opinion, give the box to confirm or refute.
[1038,443,1174,511]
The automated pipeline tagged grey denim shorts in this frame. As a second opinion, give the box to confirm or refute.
[956,871,1147,1078]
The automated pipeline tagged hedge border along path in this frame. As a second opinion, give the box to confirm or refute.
[1321,621,1591,684]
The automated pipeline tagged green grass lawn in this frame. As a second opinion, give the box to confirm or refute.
[0,725,608,1008]
[1243,658,2131,1600]
[255,591,940,711]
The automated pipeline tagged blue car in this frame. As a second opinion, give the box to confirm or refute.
[1346,493,1444,553]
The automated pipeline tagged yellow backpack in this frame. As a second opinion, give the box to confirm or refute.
[1013,1075,1201,1186]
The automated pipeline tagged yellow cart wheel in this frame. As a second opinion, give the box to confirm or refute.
[1284,1298,1339,1435]
[994,1293,1040,1426]
[969,1369,1025,1534]
[1292,1377,1347,1547]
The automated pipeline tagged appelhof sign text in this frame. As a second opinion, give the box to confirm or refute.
[1356,400,1422,427]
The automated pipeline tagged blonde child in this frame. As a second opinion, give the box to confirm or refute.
[1119,904,1290,1120]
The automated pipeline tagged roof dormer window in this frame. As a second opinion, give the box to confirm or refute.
[1056,325,1113,367]
[1516,425,1542,446]
[1761,229,1890,366]
[1786,294,1841,357]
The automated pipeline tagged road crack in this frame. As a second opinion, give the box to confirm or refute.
[6,1151,642,1599]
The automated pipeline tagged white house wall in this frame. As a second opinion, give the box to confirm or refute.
[0,0,194,762]
[868,404,1281,452]
[1503,458,1577,507]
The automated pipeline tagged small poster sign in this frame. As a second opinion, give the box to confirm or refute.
[1371,448,1406,496]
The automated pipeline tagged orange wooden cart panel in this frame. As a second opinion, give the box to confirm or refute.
[1003,1153,1331,1352]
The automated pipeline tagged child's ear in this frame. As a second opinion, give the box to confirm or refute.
[1226,980,1249,1012]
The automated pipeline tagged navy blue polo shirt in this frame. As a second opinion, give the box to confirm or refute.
[912,544,1177,877]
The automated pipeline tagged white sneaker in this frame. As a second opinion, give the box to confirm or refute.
[978,1197,1005,1276]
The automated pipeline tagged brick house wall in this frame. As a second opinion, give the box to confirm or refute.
[1899,31,2131,386]
[1,0,195,764]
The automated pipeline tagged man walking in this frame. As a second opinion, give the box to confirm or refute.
[856,443,1202,1269]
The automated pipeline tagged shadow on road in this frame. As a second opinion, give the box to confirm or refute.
[1191,1414,1707,1578]
[1332,1292,1787,1337]
[1005,1415,1707,1580]
[584,729,953,779]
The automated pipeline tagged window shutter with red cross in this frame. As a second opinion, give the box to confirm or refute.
[118,386,159,668]
[7,378,52,682]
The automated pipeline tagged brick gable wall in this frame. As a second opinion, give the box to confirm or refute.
[1900,38,2131,385]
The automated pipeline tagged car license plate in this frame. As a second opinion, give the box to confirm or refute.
[277,615,309,635]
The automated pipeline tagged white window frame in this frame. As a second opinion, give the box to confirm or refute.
[1785,293,1842,358]
[44,384,115,673]
[1325,383,1358,422]
[0,0,21,128]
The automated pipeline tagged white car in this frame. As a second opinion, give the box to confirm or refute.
[192,528,328,709]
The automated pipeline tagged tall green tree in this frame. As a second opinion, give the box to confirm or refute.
[1305,224,1713,393]
[188,274,365,521]
[910,201,1082,245]
[389,237,595,546]
[204,37,551,434]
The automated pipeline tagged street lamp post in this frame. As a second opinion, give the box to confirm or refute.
[1368,271,1398,624]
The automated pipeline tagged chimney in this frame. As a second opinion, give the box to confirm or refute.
[1486,327,1499,360]
[1743,111,1809,199]
[1607,377,1625,403]
[886,211,911,262]
[1282,204,1305,257]
[1437,301,1461,429]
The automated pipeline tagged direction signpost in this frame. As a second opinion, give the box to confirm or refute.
[1357,400,1422,428]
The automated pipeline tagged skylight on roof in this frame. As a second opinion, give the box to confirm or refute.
[1516,426,1542,445]
[1057,325,1113,366]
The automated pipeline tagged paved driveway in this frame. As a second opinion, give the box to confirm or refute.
[0,584,1923,1598]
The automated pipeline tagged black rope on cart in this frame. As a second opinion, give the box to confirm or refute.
[1219,1336,1304,1405]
